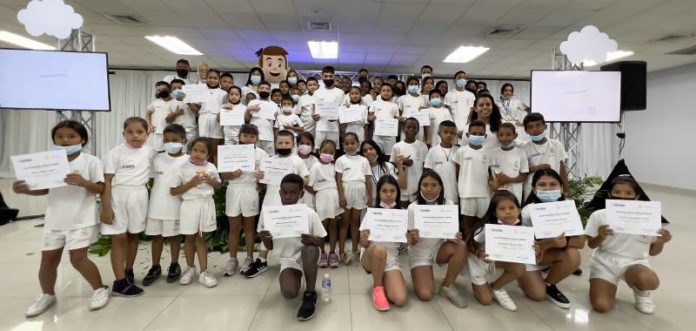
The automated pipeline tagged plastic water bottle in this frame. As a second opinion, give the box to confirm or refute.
[321,273,331,303]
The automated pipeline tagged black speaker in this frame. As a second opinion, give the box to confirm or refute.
[600,61,646,111]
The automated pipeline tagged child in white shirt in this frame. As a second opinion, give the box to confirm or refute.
[297,133,318,210]
[276,96,305,136]
[219,86,246,145]
[390,118,428,207]
[522,112,568,200]
[245,81,279,156]
[397,77,429,142]
[368,84,400,157]
[444,71,475,138]
[490,123,529,203]
[296,77,319,137]
[427,90,454,146]
[341,87,369,142]
[189,70,227,143]
[145,81,177,151]
[169,79,199,143]
[424,120,459,203]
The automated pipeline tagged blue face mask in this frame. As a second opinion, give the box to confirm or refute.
[537,190,562,202]
[530,132,546,142]
[456,79,467,89]
[250,75,261,85]
[291,94,300,103]
[468,134,485,146]
[288,77,297,86]
[52,143,82,156]
[407,85,420,94]
[163,142,184,154]
[430,98,442,107]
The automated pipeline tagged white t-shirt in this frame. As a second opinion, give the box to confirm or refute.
[389,141,428,197]
[343,104,368,142]
[229,146,268,185]
[146,99,177,134]
[171,158,220,200]
[296,93,315,131]
[171,99,198,133]
[314,87,344,132]
[369,99,400,119]
[163,74,196,85]
[44,153,103,230]
[309,162,338,191]
[369,162,397,199]
[248,100,279,142]
[497,97,528,123]
[452,145,491,198]
[490,146,529,203]
[460,123,499,149]
[299,154,318,174]
[221,104,246,142]
[397,94,427,140]
[257,205,327,260]
[523,138,568,172]
[428,106,454,145]
[104,144,156,187]
[335,154,371,182]
[361,94,374,107]
[585,209,657,259]
[261,154,310,204]
[198,87,227,115]
[444,89,475,132]
[148,153,186,220]
[424,144,460,203]
[275,112,304,136]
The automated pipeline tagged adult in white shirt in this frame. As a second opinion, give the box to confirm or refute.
[241,67,264,102]
[312,66,343,149]
[497,83,530,143]
[162,59,197,85]
[445,71,476,139]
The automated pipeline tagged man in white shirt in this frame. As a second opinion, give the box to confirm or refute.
[162,59,196,85]
[312,66,343,150]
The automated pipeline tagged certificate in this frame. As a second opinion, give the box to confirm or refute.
[528,200,584,239]
[260,158,293,185]
[374,118,399,137]
[361,208,408,242]
[252,101,277,120]
[403,111,430,127]
[606,199,662,236]
[339,105,363,124]
[182,84,209,103]
[263,204,309,239]
[217,144,255,172]
[485,224,536,264]
[11,150,70,190]
[219,108,245,126]
[316,101,339,120]
[413,205,459,239]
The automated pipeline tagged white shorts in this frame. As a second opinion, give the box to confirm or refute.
[42,225,98,251]
[460,197,489,218]
[179,199,217,235]
[279,246,320,273]
[400,191,416,203]
[343,181,367,210]
[408,239,445,269]
[102,186,148,235]
[590,251,651,285]
[145,218,180,237]
[226,184,260,217]
[315,189,344,220]
[373,135,396,156]
[149,133,164,151]
[314,131,339,149]
[466,253,504,286]
[361,245,401,272]
[198,114,224,139]
[258,140,275,156]
[185,129,198,146]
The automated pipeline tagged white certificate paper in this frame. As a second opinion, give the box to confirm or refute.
[528,200,584,239]
[217,144,255,173]
[316,101,339,120]
[403,111,430,127]
[485,224,536,264]
[374,118,399,137]
[413,205,459,239]
[182,84,209,103]
[252,101,277,120]
[219,108,245,126]
[11,150,70,190]
[263,204,310,239]
[260,158,293,185]
[339,105,363,124]
[362,208,408,242]
[606,199,662,236]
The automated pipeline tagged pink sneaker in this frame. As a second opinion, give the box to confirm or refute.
[372,286,390,311]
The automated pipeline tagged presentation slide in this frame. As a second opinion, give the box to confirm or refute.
[531,70,621,123]
[0,49,110,111]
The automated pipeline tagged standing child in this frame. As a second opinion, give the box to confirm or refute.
[368,84,400,158]
[170,137,222,288]
[143,124,187,286]
[424,120,459,204]
[190,70,227,145]
[336,133,373,264]
[444,71,476,138]
[101,117,156,296]
[361,140,405,199]
[341,86,369,142]
[397,76,428,142]
[359,176,409,311]
[296,133,318,210]
[222,124,268,277]
[219,86,246,145]
[169,79,199,143]
[145,81,177,151]
[307,140,344,268]
[522,112,568,200]
[245,81,280,156]
[275,96,305,136]
[490,123,529,203]
[390,118,428,207]
[407,170,468,308]
[463,94,502,149]
[296,77,319,138]
[427,89,454,147]
[586,175,670,314]
[258,174,327,321]
[312,66,344,150]
[17,120,110,317]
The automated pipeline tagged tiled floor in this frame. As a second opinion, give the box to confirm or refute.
[0,182,694,331]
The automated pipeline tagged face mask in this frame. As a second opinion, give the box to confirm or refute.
[430,98,442,107]
[421,73,431,78]
[250,75,261,85]
[536,190,562,202]
[163,142,183,154]
[172,89,184,99]
[468,134,485,146]
[407,85,420,94]
[380,201,397,208]
[288,77,297,86]
[52,143,82,156]
[189,158,207,166]
[297,144,312,156]
[530,132,546,142]
[456,79,467,89]
[125,141,143,149]
[156,90,170,99]
[498,219,521,225]
[176,69,188,78]
[501,94,511,100]
[319,153,334,163]
[500,142,515,149]
[394,87,404,95]
[276,148,292,156]
[323,79,334,88]
[259,91,270,99]
[420,191,439,204]
[282,106,293,114]
[291,94,300,103]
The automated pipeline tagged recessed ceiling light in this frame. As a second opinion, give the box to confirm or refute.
[0,30,55,50]
[443,46,489,63]
[308,41,338,59]
[583,50,634,66]
[145,35,202,55]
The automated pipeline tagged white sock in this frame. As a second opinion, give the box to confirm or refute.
[259,257,267,263]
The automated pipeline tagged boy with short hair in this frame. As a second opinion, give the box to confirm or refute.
[424,120,459,203]
[522,112,568,200]
[245,80,280,156]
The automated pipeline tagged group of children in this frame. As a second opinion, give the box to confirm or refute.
[12,65,671,321]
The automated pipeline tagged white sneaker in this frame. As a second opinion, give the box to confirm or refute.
[634,289,655,314]
[240,256,253,275]
[179,266,196,285]
[198,271,218,288]
[439,285,467,308]
[223,258,238,277]
[89,286,110,311]
[26,294,56,317]
[492,288,517,312]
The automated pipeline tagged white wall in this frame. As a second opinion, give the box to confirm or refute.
[622,63,695,190]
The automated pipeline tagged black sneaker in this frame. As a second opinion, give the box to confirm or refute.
[546,284,570,309]
[166,263,181,283]
[244,258,268,279]
[297,290,317,321]
[142,265,161,286]
[112,278,144,297]
[125,268,135,284]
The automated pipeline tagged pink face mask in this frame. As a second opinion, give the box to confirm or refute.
[380,201,397,209]
[497,219,521,225]
[319,153,334,163]
[297,144,312,156]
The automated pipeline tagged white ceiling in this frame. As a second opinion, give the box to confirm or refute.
[1,0,696,78]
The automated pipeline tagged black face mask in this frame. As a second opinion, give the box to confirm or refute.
[176,69,188,78]
[156,90,170,99]
[323,79,334,88]
[276,148,292,156]
[394,87,404,96]
[259,91,270,99]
